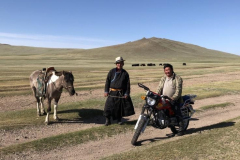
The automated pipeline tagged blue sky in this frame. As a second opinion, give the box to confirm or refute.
[0,0,239,55]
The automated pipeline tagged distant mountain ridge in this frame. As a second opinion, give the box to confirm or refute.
[84,37,239,62]
[0,37,239,62]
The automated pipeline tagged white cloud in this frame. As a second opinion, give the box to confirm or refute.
[0,32,118,49]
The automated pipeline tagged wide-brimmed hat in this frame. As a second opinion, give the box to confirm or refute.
[114,56,125,64]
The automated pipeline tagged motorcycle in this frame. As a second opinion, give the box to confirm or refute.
[131,83,196,145]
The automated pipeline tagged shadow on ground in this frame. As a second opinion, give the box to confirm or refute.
[187,121,236,134]
[133,119,235,146]
[48,108,104,125]
[49,108,132,125]
[134,136,169,146]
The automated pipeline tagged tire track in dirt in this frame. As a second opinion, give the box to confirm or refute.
[2,71,240,112]
[2,96,240,160]
[0,116,104,148]
[1,93,239,148]
[2,72,240,159]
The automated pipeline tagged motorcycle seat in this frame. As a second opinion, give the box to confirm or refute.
[180,95,194,107]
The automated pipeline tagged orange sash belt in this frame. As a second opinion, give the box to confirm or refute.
[110,88,122,91]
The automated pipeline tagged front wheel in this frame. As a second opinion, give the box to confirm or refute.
[131,114,148,145]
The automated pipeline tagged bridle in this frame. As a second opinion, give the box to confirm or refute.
[50,73,73,94]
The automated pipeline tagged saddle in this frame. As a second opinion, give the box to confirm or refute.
[36,67,56,97]
[43,67,56,82]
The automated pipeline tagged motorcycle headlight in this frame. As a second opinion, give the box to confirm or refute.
[147,97,156,106]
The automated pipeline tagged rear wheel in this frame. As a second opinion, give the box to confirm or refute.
[131,114,148,145]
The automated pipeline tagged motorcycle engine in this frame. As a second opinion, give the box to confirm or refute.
[157,111,169,128]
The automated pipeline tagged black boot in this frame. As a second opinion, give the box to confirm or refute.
[177,121,185,136]
[104,117,111,126]
[117,118,123,125]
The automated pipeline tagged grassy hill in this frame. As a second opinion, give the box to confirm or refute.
[1,38,240,159]
[1,37,240,96]
[86,37,240,62]
[1,37,239,63]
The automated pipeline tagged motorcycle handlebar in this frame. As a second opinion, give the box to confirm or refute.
[161,95,172,101]
[138,83,174,103]
[138,83,149,91]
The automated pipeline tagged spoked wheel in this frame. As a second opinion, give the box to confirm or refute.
[131,114,148,145]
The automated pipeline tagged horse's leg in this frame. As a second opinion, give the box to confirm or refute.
[39,97,46,115]
[45,98,52,125]
[32,87,41,116]
[36,98,41,116]
[53,98,60,121]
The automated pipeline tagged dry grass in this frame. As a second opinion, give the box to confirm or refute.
[1,39,240,159]
[200,102,234,110]
[0,122,136,156]
[103,118,240,160]
[1,38,240,97]
[1,63,240,97]
[0,99,105,130]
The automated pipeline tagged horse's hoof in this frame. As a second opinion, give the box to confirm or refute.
[42,112,47,115]
[45,122,49,125]
[54,117,59,121]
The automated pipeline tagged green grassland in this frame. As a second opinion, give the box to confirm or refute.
[1,37,240,97]
[0,98,105,130]
[1,38,240,158]
[0,122,136,155]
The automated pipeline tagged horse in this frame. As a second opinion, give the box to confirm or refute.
[29,70,76,124]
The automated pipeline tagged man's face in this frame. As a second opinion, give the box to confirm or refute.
[116,61,124,70]
[164,67,173,77]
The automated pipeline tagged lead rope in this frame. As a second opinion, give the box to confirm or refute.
[119,91,124,118]
[107,91,125,118]
[108,95,125,98]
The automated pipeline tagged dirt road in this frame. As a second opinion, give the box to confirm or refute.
[1,72,240,159]
[1,71,240,112]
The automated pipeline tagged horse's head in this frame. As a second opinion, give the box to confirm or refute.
[62,71,76,96]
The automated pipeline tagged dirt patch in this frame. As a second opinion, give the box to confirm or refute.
[3,95,240,160]
[2,71,240,113]
[2,72,240,159]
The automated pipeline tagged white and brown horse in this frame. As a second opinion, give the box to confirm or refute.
[29,70,76,124]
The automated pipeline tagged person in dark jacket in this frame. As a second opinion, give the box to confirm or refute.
[104,57,135,126]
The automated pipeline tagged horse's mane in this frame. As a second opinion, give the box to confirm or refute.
[55,71,63,76]
[55,71,74,82]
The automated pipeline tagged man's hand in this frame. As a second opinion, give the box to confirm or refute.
[104,93,109,97]
[124,95,128,99]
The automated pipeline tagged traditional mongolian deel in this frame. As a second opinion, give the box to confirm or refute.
[104,68,135,120]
